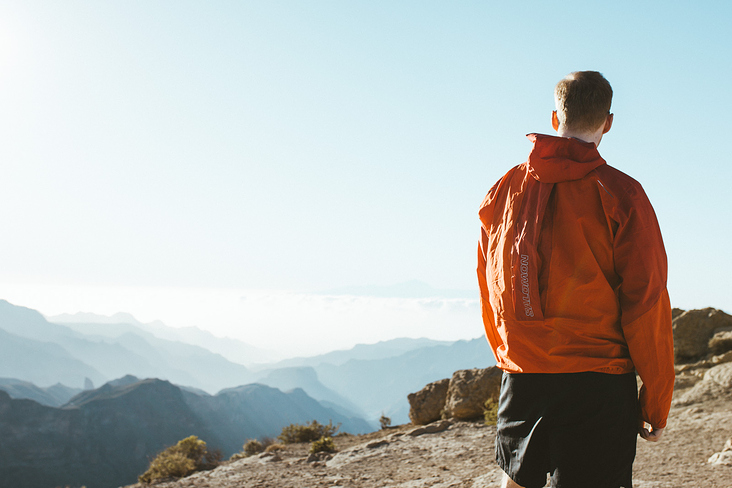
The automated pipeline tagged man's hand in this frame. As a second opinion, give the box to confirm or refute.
[639,421,664,442]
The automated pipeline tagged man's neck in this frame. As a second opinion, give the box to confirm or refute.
[556,127,604,147]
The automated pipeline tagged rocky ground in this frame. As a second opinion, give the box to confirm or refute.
[126,388,732,488]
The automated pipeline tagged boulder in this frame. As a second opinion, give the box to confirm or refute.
[673,308,732,361]
[712,350,732,365]
[672,308,686,320]
[407,378,450,425]
[673,379,725,406]
[443,367,502,421]
[673,362,732,406]
[704,362,732,388]
[675,350,732,374]
[674,373,701,391]
[709,329,732,356]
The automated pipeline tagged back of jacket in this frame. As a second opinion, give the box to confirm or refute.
[477,133,674,429]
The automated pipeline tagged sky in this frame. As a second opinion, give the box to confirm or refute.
[0,1,730,357]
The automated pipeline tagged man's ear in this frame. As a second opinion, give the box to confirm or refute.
[602,113,613,134]
[552,111,560,131]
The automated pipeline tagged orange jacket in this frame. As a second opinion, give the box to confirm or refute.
[477,133,675,429]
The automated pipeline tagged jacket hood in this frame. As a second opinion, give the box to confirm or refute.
[526,133,606,183]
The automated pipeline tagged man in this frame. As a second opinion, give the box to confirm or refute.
[477,71,674,488]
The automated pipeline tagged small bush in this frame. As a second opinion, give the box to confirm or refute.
[484,398,499,426]
[139,435,221,484]
[264,443,286,453]
[310,436,336,454]
[278,420,340,444]
[379,413,392,430]
[144,452,195,481]
[230,438,282,461]
[243,439,264,456]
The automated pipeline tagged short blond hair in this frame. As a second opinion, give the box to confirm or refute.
[554,71,613,132]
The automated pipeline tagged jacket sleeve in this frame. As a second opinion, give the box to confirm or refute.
[478,226,502,360]
[614,187,675,429]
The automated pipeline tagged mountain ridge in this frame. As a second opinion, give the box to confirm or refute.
[0,375,371,488]
[0,377,82,407]
[49,311,279,365]
[0,300,254,393]
[1,298,494,429]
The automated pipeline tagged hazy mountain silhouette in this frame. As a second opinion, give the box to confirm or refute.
[246,337,495,425]
[0,377,82,407]
[0,300,253,392]
[0,327,106,387]
[0,300,77,342]
[267,337,453,369]
[0,378,209,488]
[314,338,495,423]
[1,299,493,431]
[0,376,370,488]
[255,366,368,420]
[50,311,278,365]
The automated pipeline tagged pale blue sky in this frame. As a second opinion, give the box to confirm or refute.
[0,1,730,353]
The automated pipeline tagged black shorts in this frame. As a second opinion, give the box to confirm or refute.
[495,371,639,488]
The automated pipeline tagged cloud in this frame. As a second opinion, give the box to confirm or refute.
[226,292,482,356]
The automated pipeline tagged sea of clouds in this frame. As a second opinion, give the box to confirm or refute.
[0,283,482,358]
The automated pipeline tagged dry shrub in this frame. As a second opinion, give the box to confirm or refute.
[278,420,339,444]
[310,436,336,454]
[230,438,284,461]
[484,399,499,426]
[264,443,286,453]
[243,439,264,456]
[139,436,221,484]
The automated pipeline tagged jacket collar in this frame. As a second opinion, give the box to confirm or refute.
[526,133,606,183]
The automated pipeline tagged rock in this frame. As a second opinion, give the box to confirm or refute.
[708,451,732,466]
[365,439,389,449]
[712,350,732,365]
[306,452,332,463]
[704,362,732,388]
[386,432,403,441]
[408,378,450,425]
[674,373,701,390]
[674,378,727,406]
[406,419,453,437]
[673,308,732,361]
[443,367,502,420]
[708,438,732,466]
[710,329,732,355]
[674,349,732,374]
[673,362,732,406]
[259,452,282,462]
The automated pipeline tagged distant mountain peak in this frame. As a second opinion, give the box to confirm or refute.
[106,375,140,388]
